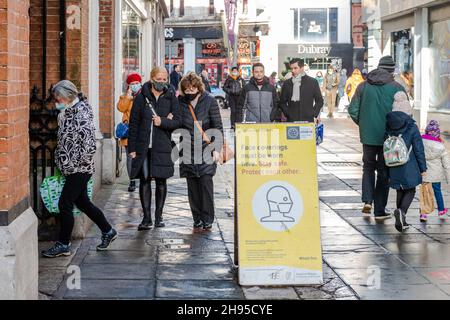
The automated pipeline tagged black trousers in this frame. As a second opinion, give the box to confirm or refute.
[186,175,215,224]
[396,188,416,214]
[362,145,389,216]
[227,95,240,127]
[58,173,112,245]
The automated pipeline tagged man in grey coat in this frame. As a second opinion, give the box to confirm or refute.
[238,63,278,123]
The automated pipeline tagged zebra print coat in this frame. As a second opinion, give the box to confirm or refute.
[55,97,97,176]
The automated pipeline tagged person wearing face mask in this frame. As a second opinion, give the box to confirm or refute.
[323,65,340,118]
[223,67,245,129]
[42,80,117,258]
[200,69,212,93]
[117,73,142,192]
[128,67,182,230]
[238,62,278,123]
[178,72,224,232]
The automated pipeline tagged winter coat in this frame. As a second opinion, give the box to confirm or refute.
[345,69,364,101]
[422,135,450,183]
[323,72,339,91]
[178,93,223,178]
[279,75,324,122]
[128,82,181,180]
[56,96,97,176]
[223,76,245,97]
[348,68,406,146]
[385,111,427,190]
[238,77,278,123]
[201,75,212,93]
[170,70,181,90]
[338,74,348,97]
[116,94,135,147]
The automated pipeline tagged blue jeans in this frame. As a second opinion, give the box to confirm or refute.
[432,183,445,211]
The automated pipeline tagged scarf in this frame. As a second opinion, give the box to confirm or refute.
[256,78,265,86]
[291,72,306,102]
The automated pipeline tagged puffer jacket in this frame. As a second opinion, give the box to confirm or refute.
[385,111,427,190]
[55,96,97,176]
[422,135,450,183]
[238,76,278,123]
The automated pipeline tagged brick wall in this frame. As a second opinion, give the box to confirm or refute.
[29,0,62,97]
[0,0,30,211]
[98,0,115,136]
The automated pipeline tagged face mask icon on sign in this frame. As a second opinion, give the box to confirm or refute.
[260,186,295,223]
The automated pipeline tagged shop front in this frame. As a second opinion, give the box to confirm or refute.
[278,43,353,78]
[164,26,228,84]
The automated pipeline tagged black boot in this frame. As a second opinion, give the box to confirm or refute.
[138,179,153,230]
[128,180,136,192]
[154,179,167,228]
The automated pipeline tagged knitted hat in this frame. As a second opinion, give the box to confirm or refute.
[378,56,396,73]
[126,73,142,84]
[425,120,441,139]
[392,91,412,115]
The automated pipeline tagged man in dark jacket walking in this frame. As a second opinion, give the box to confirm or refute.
[279,58,323,122]
[238,63,278,123]
[170,64,182,90]
[348,55,406,219]
[223,67,245,128]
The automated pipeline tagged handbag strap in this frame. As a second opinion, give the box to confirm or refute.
[188,103,211,144]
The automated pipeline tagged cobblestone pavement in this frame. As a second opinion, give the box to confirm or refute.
[38,109,450,300]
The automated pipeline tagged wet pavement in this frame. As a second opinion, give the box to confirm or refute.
[38,110,450,300]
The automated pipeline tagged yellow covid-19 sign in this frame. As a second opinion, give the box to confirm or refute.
[235,123,323,286]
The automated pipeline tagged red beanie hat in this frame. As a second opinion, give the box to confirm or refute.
[126,73,142,84]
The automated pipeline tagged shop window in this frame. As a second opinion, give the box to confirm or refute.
[392,30,414,100]
[291,8,339,43]
[429,20,450,111]
[122,1,141,88]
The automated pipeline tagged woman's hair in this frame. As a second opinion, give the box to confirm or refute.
[179,72,205,95]
[52,80,79,101]
[316,71,323,77]
[150,66,168,80]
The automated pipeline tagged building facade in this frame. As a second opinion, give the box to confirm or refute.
[362,0,449,131]
[0,0,167,299]
[259,0,354,78]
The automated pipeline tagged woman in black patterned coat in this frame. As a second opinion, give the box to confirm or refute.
[41,80,117,258]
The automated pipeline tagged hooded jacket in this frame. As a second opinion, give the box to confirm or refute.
[385,111,427,190]
[422,135,450,183]
[238,76,278,123]
[348,68,406,146]
[345,69,364,101]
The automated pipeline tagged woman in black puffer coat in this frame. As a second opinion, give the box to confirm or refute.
[128,67,181,230]
[178,72,224,231]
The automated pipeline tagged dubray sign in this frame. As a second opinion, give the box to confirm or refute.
[297,44,331,55]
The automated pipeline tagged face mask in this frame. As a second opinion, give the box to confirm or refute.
[184,93,199,101]
[232,72,239,77]
[130,83,142,94]
[55,102,66,111]
[153,81,167,92]
[328,70,333,74]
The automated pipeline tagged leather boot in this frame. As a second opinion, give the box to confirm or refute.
[154,179,167,228]
[138,179,153,230]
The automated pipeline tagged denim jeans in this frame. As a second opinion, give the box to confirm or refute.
[432,183,445,211]
[362,145,390,216]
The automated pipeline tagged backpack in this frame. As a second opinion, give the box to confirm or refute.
[383,134,412,167]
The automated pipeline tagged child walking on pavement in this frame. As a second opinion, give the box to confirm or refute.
[421,120,450,222]
[385,91,427,232]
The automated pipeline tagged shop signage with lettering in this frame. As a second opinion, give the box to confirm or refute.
[297,44,331,55]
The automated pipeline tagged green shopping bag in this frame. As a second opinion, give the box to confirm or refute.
[40,169,94,216]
